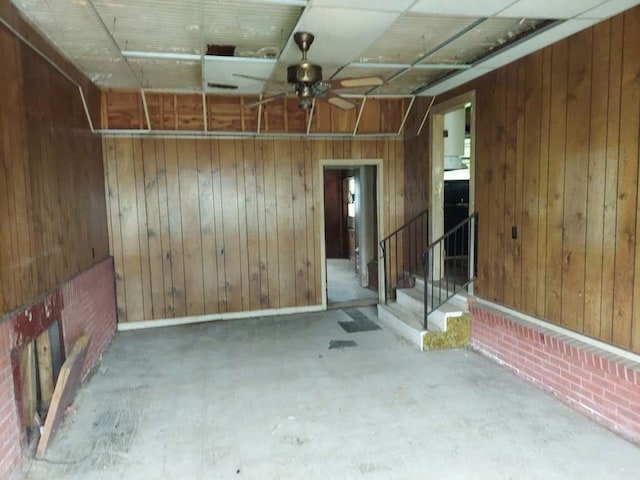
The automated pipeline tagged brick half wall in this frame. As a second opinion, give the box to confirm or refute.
[0,257,116,480]
[469,302,640,443]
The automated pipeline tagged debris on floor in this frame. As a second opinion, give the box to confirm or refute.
[328,340,358,349]
[339,308,381,333]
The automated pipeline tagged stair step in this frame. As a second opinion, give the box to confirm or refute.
[396,287,424,316]
[377,303,426,350]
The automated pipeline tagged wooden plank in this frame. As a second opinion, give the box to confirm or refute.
[615,7,640,349]
[254,140,271,308]
[512,60,526,310]
[242,139,262,310]
[291,140,309,304]
[262,139,281,307]
[196,140,220,314]
[544,40,569,323]
[179,140,205,316]
[235,139,251,310]
[303,139,317,305]
[163,138,187,317]
[19,342,37,429]
[154,139,174,318]
[219,140,243,311]
[561,30,592,332]
[583,22,611,339]
[274,139,296,307]
[36,335,90,458]
[0,29,18,312]
[35,331,54,408]
[311,139,326,304]
[104,139,127,322]
[536,47,552,318]
[521,52,543,313]
[600,16,623,343]
[474,75,494,298]
[210,140,228,312]
[492,67,507,304]
[141,138,166,318]
[133,139,153,321]
[116,138,145,322]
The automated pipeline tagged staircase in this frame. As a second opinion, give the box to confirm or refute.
[377,276,469,351]
[378,212,478,351]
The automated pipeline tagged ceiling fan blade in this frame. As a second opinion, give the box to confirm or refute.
[325,94,357,111]
[330,75,385,89]
[243,92,288,109]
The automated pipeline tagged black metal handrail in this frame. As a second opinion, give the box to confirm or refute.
[422,212,478,328]
[380,209,429,303]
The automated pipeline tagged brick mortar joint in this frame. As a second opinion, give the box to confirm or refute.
[470,304,640,377]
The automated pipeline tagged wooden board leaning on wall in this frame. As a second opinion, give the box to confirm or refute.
[101,90,407,134]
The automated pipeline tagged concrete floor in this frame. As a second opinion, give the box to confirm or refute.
[327,258,378,306]
[24,308,640,480]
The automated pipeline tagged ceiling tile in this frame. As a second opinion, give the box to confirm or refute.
[279,6,400,64]
[359,14,479,64]
[203,57,278,94]
[203,1,302,58]
[310,0,415,12]
[376,69,453,95]
[424,17,549,65]
[130,59,201,90]
[577,0,640,19]
[92,0,201,54]
[79,58,140,89]
[498,0,607,18]
[11,0,136,86]
[410,0,515,17]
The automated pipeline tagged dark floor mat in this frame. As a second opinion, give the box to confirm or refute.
[338,308,381,333]
[329,340,358,349]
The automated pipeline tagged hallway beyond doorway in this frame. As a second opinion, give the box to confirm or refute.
[326,258,378,307]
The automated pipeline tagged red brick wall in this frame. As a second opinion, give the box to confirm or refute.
[0,258,116,480]
[0,320,22,479]
[61,258,117,376]
[470,302,640,443]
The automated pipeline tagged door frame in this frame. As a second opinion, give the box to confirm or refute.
[319,159,384,309]
[429,90,476,293]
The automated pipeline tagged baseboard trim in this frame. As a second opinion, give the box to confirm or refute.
[117,304,325,331]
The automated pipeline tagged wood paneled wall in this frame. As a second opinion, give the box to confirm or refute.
[405,6,640,353]
[102,91,406,134]
[0,9,108,317]
[403,97,433,222]
[104,137,404,322]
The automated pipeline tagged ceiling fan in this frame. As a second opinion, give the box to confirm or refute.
[234,31,385,111]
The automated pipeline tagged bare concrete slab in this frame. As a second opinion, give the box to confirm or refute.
[23,308,640,480]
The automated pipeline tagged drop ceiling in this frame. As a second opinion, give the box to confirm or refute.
[8,0,640,98]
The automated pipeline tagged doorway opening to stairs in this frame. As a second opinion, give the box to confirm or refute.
[321,160,382,309]
[429,91,476,295]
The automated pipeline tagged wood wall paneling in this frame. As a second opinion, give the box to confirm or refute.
[104,137,404,322]
[402,6,640,354]
[0,20,107,317]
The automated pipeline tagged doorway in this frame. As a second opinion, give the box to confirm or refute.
[321,160,382,308]
[430,92,475,293]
